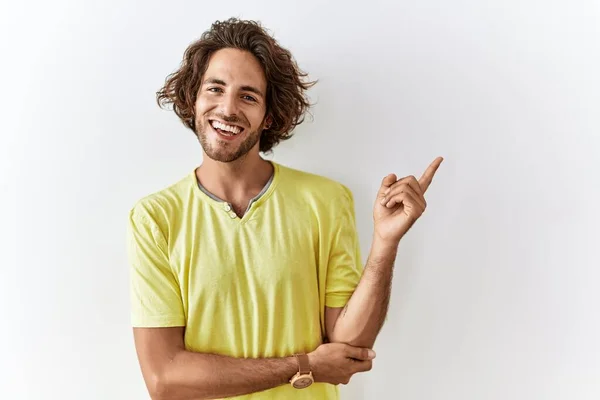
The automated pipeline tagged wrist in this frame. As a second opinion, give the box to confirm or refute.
[370,236,399,261]
[306,352,319,382]
[289,353,314,389]
[273,356,299,386]
[285,356,299,375]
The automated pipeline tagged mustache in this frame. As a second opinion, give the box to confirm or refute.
[208,114,248,127]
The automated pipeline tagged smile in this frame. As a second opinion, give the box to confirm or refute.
[209,120,244,136]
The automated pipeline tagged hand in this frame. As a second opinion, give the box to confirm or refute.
[373,157,444,244]
[307,343,376,385]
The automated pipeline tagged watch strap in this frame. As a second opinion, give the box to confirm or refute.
[294,354,311,374]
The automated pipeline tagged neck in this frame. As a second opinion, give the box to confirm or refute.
[195,152,273,204]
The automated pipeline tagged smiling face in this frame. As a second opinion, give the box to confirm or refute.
[194,48,270,163]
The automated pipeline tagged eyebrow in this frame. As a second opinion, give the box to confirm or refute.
[203,77,264,98]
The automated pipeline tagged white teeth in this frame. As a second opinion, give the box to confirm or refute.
[211,120,242,135]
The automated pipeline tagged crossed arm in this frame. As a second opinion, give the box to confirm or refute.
[133,326,299,400]
[133,238,398,400]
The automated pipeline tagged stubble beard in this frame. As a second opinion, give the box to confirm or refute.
[195,117,264,163]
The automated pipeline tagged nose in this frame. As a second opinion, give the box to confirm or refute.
[220,91,239,117]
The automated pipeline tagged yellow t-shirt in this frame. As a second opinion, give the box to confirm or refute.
[127,161,363,399]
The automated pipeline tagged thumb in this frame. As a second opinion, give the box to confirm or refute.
[379,174,397,197]
[345,345,376,361]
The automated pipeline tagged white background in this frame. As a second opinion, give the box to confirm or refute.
[1,0,599,399]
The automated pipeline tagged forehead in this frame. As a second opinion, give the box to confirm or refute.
[203,48,267,90]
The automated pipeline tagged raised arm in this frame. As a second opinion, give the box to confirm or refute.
[327,158,444,348]
[325,238,397,348]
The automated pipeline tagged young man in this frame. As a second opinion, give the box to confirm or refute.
[127,18,443,400]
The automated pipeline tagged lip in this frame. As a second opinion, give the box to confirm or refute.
[209,119,245,131]
[209,120,245,141]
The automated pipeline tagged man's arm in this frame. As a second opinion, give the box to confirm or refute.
[327,159,443,349]
[134,327,298,400]
[326,238,397,349]
[134,327,376,400]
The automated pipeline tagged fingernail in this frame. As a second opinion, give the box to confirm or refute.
[368,350,376,359]
[384,188,390,195]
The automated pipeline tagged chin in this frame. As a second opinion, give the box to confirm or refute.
[198,129,260,164]
[205,150,245,163]
[200,138,248,163]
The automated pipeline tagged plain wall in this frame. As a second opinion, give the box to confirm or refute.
[2,0,599,399]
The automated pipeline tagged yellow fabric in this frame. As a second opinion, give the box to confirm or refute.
[127,161,363,399]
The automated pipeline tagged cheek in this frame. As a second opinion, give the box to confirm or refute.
[247,108,268,129]
[195,95,215,116]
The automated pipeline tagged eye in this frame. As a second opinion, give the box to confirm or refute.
[242,95,257,102]
[207,87,223,93]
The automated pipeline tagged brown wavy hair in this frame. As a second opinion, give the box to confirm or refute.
[156,18,316,153]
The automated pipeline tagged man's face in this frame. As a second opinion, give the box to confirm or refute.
[194,48,269,163]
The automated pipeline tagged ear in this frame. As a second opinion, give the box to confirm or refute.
[265,115,273,129]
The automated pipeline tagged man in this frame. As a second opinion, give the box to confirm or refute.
[127,18,443,400]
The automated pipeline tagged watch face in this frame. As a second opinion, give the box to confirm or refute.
[294,377,313,389]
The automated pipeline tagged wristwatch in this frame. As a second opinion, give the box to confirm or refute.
[289,354,314,389]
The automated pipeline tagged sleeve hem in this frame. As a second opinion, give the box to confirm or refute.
[325,295,352,308]
[131,315,186,327]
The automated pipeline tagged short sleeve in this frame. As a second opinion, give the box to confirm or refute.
[127,204,185,327]
[325,185,364,308]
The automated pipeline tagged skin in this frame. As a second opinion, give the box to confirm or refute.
[324,157,444,349]
[192,48,274,217]
[194,48,269,165]
[133,47,444,399]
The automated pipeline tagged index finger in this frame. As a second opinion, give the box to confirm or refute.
[418,156,444,193]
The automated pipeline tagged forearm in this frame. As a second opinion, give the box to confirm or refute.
[329,237,399,348]
[154,350,297,400]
